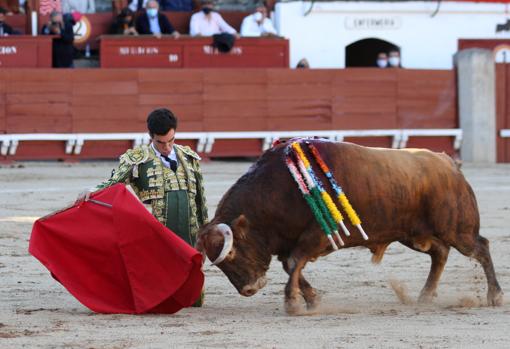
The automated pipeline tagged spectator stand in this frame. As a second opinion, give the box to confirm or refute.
[34,10,250,52]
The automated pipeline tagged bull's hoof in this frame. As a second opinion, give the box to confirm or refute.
[417,291,436,304]
[285,297,305,315]
[488,290,504,307]
[305,292,322,311]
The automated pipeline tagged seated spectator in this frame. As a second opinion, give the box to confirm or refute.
[0,0,19,14]
[135,0,179,37]
[110,7,138,35]
[388,49,402,68]
[41,10,75,68]
[62,0,95,14]
[0,6,16,35]
[190,0,237,37]
[240,4,276,37]
[127,0,149,12]
[296,58,309,69]
[159,0,194,12]
[376,52,388,68]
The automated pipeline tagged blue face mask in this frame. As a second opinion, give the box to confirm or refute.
[147,8,158,17]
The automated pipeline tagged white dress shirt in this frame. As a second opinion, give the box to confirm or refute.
[148,14,161,34]
[189,11,237,36]
[151,144,178,169]
[240,14,277,37]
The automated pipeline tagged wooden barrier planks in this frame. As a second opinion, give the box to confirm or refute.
[0,68,460,160]
[100,36,289,69]
[0,36,52,68]
[397,69,457,129]
[333,69,398,142]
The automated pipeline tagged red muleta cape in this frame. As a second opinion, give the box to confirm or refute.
[29,184,204,314]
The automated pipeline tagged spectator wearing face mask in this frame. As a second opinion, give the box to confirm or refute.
[135,0,179,38]
[189,0,237,37]
[376,52,388,68]
[240,4,276,37]
[388,49,402,68]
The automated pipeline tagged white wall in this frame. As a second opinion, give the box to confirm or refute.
[274,1,510,69]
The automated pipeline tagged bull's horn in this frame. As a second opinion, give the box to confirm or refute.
[211,223,234,265]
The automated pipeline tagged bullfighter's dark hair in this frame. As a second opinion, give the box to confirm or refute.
[147,108,178,136]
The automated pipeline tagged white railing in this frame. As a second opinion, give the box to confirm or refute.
[0,129,463,156]
[400,129,463,149]
[500,129,510,138]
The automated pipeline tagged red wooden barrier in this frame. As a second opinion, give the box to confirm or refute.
[0,68,458,160]
[100,36,289,68]
[0,36,52,67]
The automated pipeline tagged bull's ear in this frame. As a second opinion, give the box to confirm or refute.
[231,214,249,239]
[196,226,227,263]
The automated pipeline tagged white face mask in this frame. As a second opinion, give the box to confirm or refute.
[377,59,388,68]
[147,8,158,17]
[253,12,263,21]
[389,57,400,67]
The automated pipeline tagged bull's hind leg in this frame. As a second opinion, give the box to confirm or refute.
[453,236,503,306]
[282,259,321,310]
[400,237,450,303]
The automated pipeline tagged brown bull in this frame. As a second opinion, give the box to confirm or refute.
[197,140,503,315]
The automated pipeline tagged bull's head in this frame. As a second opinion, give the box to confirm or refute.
[196,215,270,297]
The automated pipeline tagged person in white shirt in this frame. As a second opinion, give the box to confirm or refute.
[189,0,237,37]
[62,0,95,14]
[240,4,276,37]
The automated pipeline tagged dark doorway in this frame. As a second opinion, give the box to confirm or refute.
[346,38,399,67]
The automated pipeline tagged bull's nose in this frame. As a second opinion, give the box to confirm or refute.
[241,287,258,297]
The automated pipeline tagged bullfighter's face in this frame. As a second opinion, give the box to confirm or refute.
[151,129,176,157]
[197,216,269,297]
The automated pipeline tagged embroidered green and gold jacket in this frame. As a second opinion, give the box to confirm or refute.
[95,144,208,241]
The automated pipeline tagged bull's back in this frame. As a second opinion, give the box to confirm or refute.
[315,141,479,240]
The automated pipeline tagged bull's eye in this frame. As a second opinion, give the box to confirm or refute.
[226,249,236,260]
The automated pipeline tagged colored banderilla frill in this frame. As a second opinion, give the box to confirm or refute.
[291,142,345,248]
[285,155,340,250]
[305,142,368,240]
[285,140,369,250]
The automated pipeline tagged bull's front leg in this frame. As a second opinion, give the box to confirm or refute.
[283,255,310,315]
[282,258,321,311]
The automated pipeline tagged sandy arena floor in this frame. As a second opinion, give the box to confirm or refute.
[0,160,509,348]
